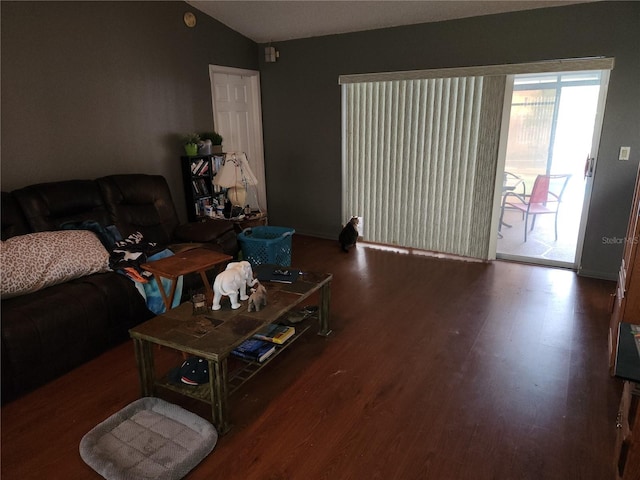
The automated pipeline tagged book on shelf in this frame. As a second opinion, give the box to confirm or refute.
[213,155,223,173]
[232,338,276,363]
[192,159,207,174]
[253,323,295,344]
[195,197,211,216]
[198,178,210,195]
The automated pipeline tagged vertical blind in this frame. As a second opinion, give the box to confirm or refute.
[343,75,505,259]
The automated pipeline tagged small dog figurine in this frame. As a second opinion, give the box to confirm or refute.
[247,283,267,312]
[338,216,359,252]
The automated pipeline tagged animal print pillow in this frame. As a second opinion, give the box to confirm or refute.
[1,230,111,299]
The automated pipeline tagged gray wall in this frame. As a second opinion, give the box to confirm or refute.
[2,2,638,279]
[258,1,640,280]
[1,1,258,220]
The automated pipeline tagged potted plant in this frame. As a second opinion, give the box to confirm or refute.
[200,131,223,154]
[182,133,200,156]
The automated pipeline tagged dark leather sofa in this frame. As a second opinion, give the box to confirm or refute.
[1,174,238,404]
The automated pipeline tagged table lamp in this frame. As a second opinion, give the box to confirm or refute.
[213,152,259,209]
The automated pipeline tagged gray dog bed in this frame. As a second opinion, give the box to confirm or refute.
[80,397,217,480]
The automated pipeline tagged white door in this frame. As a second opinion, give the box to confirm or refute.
[209,65,267,211]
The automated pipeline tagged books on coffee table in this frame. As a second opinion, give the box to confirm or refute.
[232,338,276,363]
[253,324,295,344]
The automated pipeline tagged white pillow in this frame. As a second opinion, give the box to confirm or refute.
[1,230,111,299]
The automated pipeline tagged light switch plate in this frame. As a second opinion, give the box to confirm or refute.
[619,146,631,161]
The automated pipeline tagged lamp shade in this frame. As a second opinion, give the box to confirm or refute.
[213,152,258,188]
[213,152,259,207]
[213,162,239,188]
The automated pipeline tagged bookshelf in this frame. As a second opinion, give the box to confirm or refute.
[609,162,640,372]
[614,323,640,479]
[180,154,226,222]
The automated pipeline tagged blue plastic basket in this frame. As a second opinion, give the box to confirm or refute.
[238,226,295,267]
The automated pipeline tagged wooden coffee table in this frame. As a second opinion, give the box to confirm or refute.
[129,271,332,434]
[140,247,233,311]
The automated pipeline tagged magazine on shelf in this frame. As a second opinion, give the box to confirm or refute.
[232,338,276,363]
[253,324,295,344]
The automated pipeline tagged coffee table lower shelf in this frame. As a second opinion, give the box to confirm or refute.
[154,323,312,416]
[131,271,332,434]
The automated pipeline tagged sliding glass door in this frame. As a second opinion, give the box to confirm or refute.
[340,58,613,263]
[496,70,610,268]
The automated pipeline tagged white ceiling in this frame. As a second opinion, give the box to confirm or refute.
[186,0,595,44]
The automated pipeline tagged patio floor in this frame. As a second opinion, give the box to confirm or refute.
[496,196,581,265]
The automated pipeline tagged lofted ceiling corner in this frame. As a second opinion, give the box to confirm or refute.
[186,0,600,44]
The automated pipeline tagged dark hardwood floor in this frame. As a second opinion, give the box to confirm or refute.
[1,235,621,479]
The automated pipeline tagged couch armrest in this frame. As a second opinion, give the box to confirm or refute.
[173,220,239,257]
[173,220,233,242]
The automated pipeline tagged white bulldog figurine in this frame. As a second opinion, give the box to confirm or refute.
[212,261,257,310]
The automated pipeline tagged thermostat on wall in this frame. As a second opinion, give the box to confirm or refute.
[619,146,631,161]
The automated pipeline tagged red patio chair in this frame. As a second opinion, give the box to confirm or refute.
[499,174,571,242]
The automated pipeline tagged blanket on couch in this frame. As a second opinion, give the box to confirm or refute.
[1,226,182,315]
